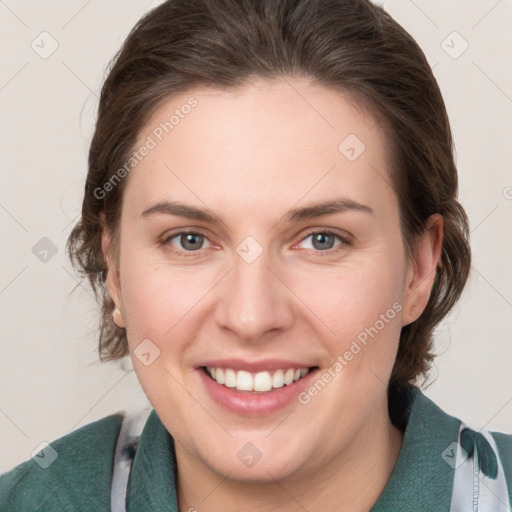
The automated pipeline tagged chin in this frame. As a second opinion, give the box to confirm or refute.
[195,435,310,483]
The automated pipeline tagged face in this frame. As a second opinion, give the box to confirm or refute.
[103,76,441,483]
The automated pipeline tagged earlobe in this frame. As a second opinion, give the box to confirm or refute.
[401,214,444,326]
[112,307,125,329]
[100,213,123,324]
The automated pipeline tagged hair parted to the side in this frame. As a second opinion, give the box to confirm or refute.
[66,0,471,388]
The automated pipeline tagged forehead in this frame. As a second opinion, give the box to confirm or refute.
[123,77,394,222]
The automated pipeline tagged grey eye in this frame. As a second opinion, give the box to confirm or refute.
[299,231,343,251]
[165,232,211,252]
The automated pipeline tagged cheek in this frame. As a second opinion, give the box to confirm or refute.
[118,244,220,370]
[118,262,204,408]
[293,255,407,390]
[121,266,201,342]
[296,254,406,340]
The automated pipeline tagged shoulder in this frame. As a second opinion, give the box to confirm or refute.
[490,430,512,501]
[0,413,124,511]
[491,430,512,459]
[382,383,512,509]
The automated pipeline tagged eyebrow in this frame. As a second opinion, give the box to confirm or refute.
[141,197,373,224]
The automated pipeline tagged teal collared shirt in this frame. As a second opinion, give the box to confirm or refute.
[1,386,511,511]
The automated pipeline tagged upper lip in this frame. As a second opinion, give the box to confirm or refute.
[197,358,316,373]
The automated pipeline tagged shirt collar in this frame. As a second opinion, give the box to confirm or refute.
[371,384,460,510]
[126,385,460,511]
[127,409,179,511]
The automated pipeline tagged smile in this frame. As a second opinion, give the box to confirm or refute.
[204,366,311,393]
[197,359,320,415]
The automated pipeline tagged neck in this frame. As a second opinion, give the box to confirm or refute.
[175,399,403,512]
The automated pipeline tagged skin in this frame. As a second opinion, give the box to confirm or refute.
[102,76,443,511]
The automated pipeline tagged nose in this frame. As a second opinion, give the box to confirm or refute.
[214,246,294,344]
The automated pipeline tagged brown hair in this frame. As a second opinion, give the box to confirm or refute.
[67,0,471,387]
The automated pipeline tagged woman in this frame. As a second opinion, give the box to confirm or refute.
[1,0,510,510]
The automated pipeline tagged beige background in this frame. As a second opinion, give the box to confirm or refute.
[1,0,511,472]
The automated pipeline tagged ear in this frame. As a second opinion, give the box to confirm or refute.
[401,213,444,326]
[100,212,125,328]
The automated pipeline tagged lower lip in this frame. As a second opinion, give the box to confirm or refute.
[197,367,318,416]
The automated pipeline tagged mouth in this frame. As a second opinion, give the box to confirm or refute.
[197,362,320,416]
[202,366,316,393]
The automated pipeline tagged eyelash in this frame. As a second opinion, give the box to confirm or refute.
[159,228,352,258]
[301,229,353,253]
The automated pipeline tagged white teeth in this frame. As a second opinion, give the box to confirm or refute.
[272,369,284,388]
[206,366,311,392]
[284,369,295,385]
[224,368,236,388]
[254,371,272,392]
[236,371,253,391]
